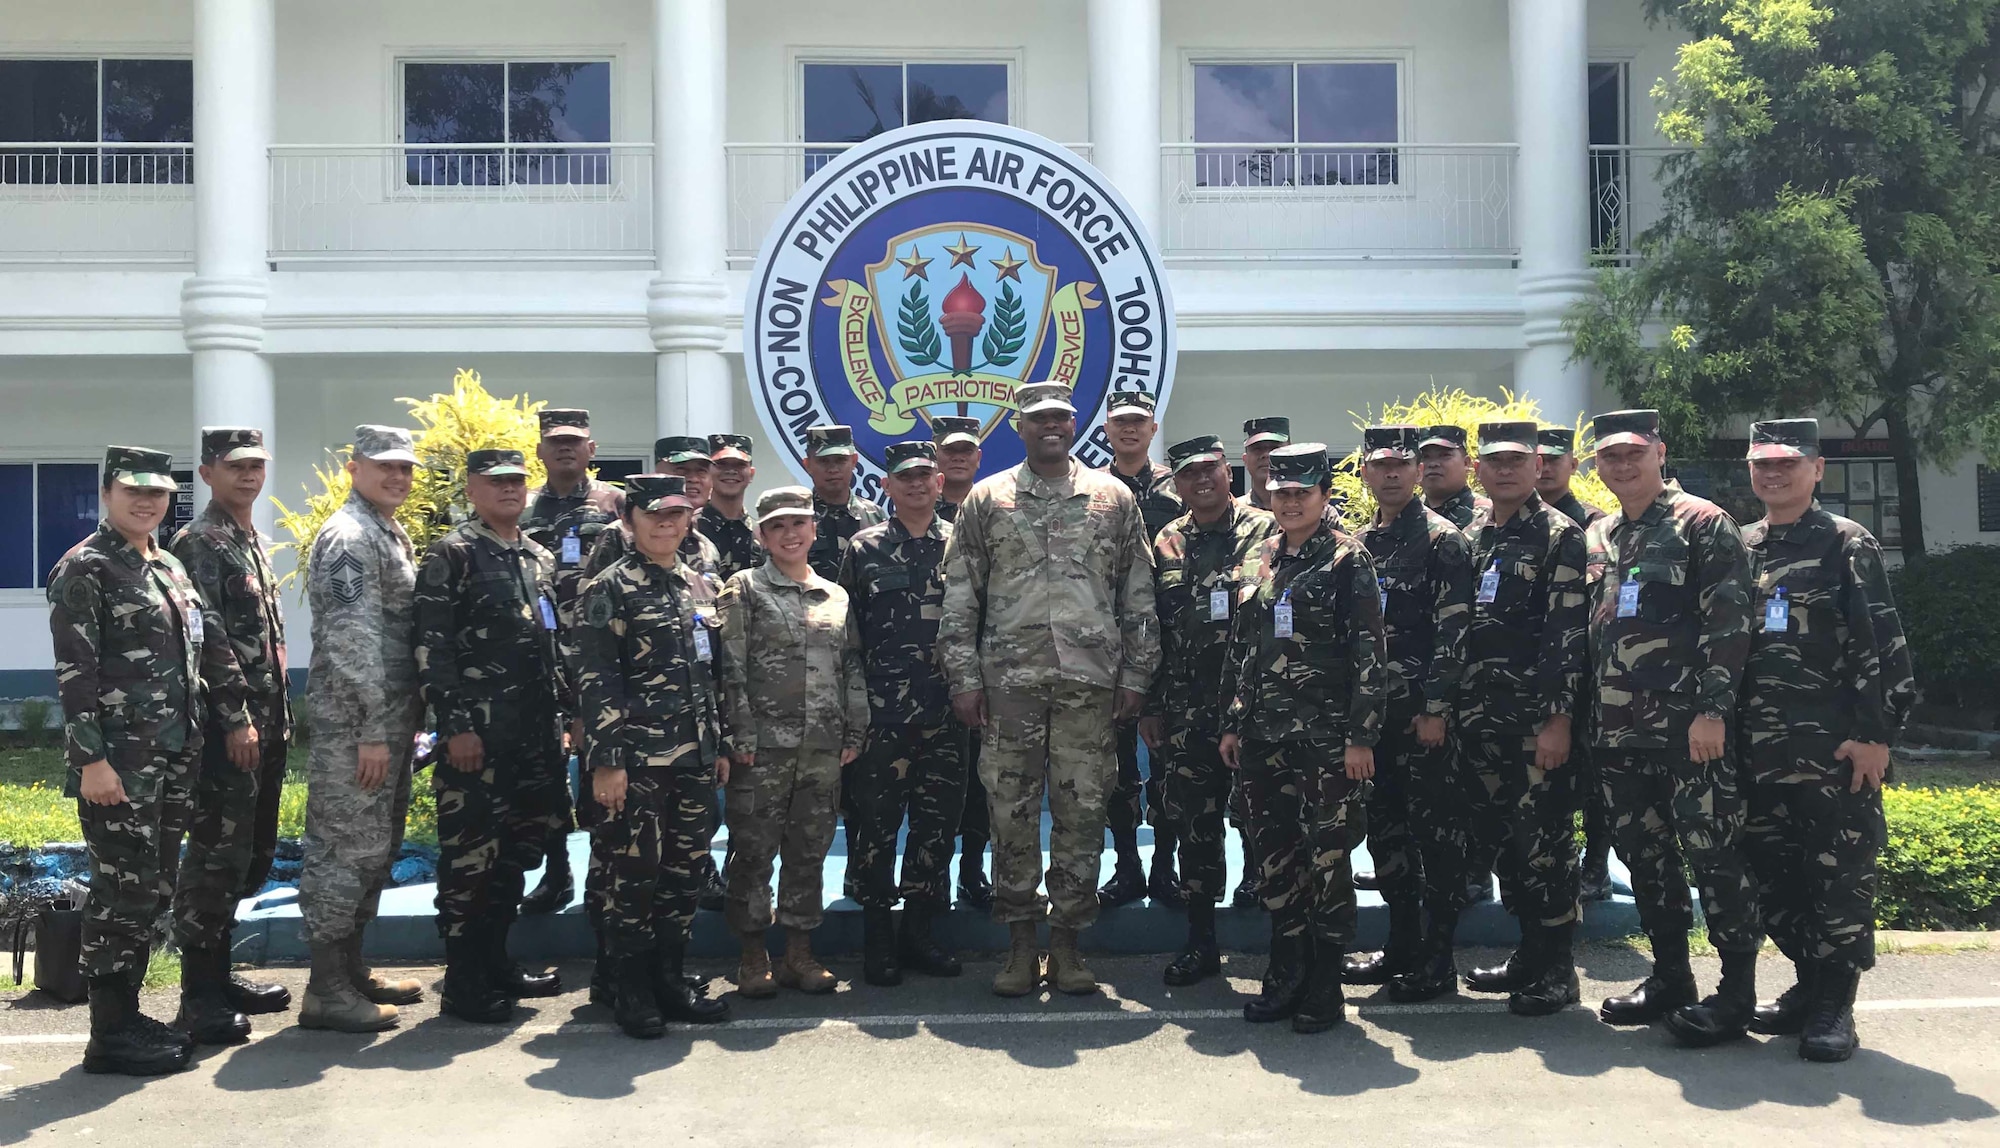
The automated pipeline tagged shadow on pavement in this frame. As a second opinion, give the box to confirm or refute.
[0,1068,146,1145]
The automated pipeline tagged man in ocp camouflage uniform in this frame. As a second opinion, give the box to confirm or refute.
[1585,409,1762,1049]
[700,433,765,579]
[931,415,993,909]
[803,424,887,582]
[1737,418,1916,1063]
[415,448,568,1023]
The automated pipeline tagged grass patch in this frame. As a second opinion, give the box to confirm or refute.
[1891,755,1999,791]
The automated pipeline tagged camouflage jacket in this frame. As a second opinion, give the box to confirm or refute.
[1357,497,1473,716]
[48,525,247,782]
[1223,519,1386,746]
[584,520,723,584]
[717,563,868,756]
[1105,459,1185,544]
[1427,486,1489,532]
[524,477,624,625]
[807,493,887,583]
[698,503,764,580]
[1462,493,1589,734]
[936,496,962,524]
[170,500,291,737]
[414,518,564,738]
[572,551,727,775]
[1147,501,1278,730]
[1586,487,1752,749]
[306,490,419,745]
[1550,489,1608,533]
[838,513,953,727]
[938,459,1161,697]
[1739,503,1916,777]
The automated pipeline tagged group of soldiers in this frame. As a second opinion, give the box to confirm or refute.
[46,381,1912,1074]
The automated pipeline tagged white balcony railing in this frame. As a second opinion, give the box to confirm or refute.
[1590,145,1684,265]
[1159,143,1518,263]
[0,143,195,265]
[268,143,655,264]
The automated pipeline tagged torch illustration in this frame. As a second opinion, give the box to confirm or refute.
[940,273,987,377]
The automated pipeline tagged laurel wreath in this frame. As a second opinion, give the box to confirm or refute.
[898,282,943,367]
[979,282,1027,370]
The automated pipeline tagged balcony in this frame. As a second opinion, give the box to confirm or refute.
[0,143,196,266]
[1590,145,1681,265]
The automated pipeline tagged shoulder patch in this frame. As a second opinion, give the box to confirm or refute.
[58,572,96,614]
[195,552,220,587]
[584,592,615,628]
[324,550,366,605]
[423,555,452,587]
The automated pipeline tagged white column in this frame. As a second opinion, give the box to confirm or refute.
[1087,0,1163,457]
[650,0,733,439]
[183,0,277,533]
[1509,0,1594,427]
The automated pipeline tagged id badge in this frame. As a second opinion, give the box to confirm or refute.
[1616,570,1641,619]
[1378,578,1388,613]
[692,624,713,663]
[537,596,558,631]
[1476,561,1500,605]
[1209,586,1230,621]
[560,530,582,567]
[185,601,204,647]
[1763,589,1790,633]
[1273,590,1294,639]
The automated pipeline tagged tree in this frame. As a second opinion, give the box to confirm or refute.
[1569,0,2000,554]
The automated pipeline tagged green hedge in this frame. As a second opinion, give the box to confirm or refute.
[1891,544,2000,708]
[1879,785,2000,930]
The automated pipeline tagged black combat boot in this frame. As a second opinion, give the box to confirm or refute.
[486,918,562,998]
[695,852,726,913]
[1231,839,1262,909]
[1388,906,1460,1003]
[897,901,963,977]
[1163,899,1221,986]
[1750,958,1818,1036]
[1148,826,1186,909]
[654,943,729,1025]
[957,840,993,909]
[1578,840,1613,902]
[83,973,192,1076]
[174,946,252,1045]
[1351,870,1380,892]
[1599,930,1699,1025]
[126,965,196,1055]
[519,843,575,916]
[1509,922,1580,1017]
[1292,942,1348,1034]
[613,950,665,1039]
[1344,897,1421,985]
[1098,824,1147,908]
[1666,946,1758,1047]
[1465,921,1543,994]
[862,905,902,987]
[1798,965,1860,1063]
[1244,921,1309,1023]
[216,925,290,1015]
[440,934,514,1024]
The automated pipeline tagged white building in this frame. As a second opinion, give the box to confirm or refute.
[2,0,1992,691]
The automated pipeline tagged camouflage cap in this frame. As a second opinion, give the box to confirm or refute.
[1016,382,1077,416]
[1537,427,1577,456]
[1748,418,1821,460]
[1167,434,1228,473]
[1363,425,1420,462]
[104,445,177,491]
[931,416,982,448]
[1477,420,1540,456]
[654,435,712,465]
[1243,416,1291,447]
[885,440,940,474]
[200,426,270,464]
[1593,409,1662,450]
[354,424,420,464]
[805,425,858,457]
[538,408,591,438]
[466,448,530,477]
[1417,424,1468,452]
[1106,390,1158,419]
[627,473,695,512]
[708,433,754,463]
[1267,442,1331,490]
[756,485,815,521]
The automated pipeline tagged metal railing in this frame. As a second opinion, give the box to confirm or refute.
[1590,145,1685,265]
[0,142,195,264]
[1159,142,1519,262]
[268,143,655,263]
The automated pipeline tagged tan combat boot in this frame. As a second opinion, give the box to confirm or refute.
[299,941,400,1032]
[736,931,777,999]
[1048,926,1098,995]
[992,920,1043,998]
[777,927,838,994]
[343,934,423,1005]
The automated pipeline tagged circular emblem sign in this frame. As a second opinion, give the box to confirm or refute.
[744,120,1176,500]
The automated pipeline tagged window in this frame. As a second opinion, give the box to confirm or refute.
[1819,458,1903,547]
[1588,61,1630,252]
[0,58,192,185]
[1190,60,1400,187]
[0,462,100,589]
[801,61,1008,173]
[401,60,611,186]
[1979,464,2000,533]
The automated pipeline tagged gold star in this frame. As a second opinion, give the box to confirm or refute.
[897,248,933,280]
[989,247,1025,282]
[944,233,981,268]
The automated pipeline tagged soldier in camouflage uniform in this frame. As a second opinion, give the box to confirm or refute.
[50,447,226,1075]
[1143,434,1277,986]
[802,424,888,582]
[573,474,732,1036]
[414,449,569,1023]
[1098,391,1186,910]
[1584,409,1762,1048]
[930,415,992,908]
[1737,419,1915,1062]
[168,428,294,1044]
[934,415,981,526]
[1418,425,1489,531]
[583,437,724,581]
[939,383,1159,999]
[700,433,765,579]
[1220,443,1386,1034]
[1230,415,1292,906]
[838,441,967,987]
[718,486,869,997]
[1454,422,1590,1017]
[1343,426,1475,1004]
[299,425,428,1033]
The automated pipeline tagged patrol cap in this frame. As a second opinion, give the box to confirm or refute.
[1363,425,1420,462]
[1593,409,1663,450]
[200,427,270,465]
[1748,418,1820,460]
[1167,434,1228,474]
[756,485,816,521]
[354,424,420,464]
[1016,383,1077,416]
[884,440,940,474]
[1477,420,1540,456]
[805,425,858,457]
[104,445,177,491]
[1537,427,1577,456]
[931,416,982,448]
[627,473,694,512]
[1243,417,1291,448]
[1267,442,1332,490]
[538,409,591,439]
[1417,424,1469,452]
[466,448,530,477]
[1106,390,1157,419]
[708,433,754,463]
[654,435,712,465]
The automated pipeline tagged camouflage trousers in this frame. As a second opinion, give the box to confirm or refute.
[171,716,289,952]
[299,699,421,945]
[1240,736,1362,945]
[431,729,569,940]
[1371,701,1472,914]
[958,729,989,854]
[1742,736,1885,972]
[1159,727,1230,904]
[1106,719,1167,839]
[1464,728,1581,927]
[981,680,1116,930]
[1599,745,1761,951]
[594,766,717,955]
[78,743,195,977]
[844,720,968,909]
[723,745,841,933]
